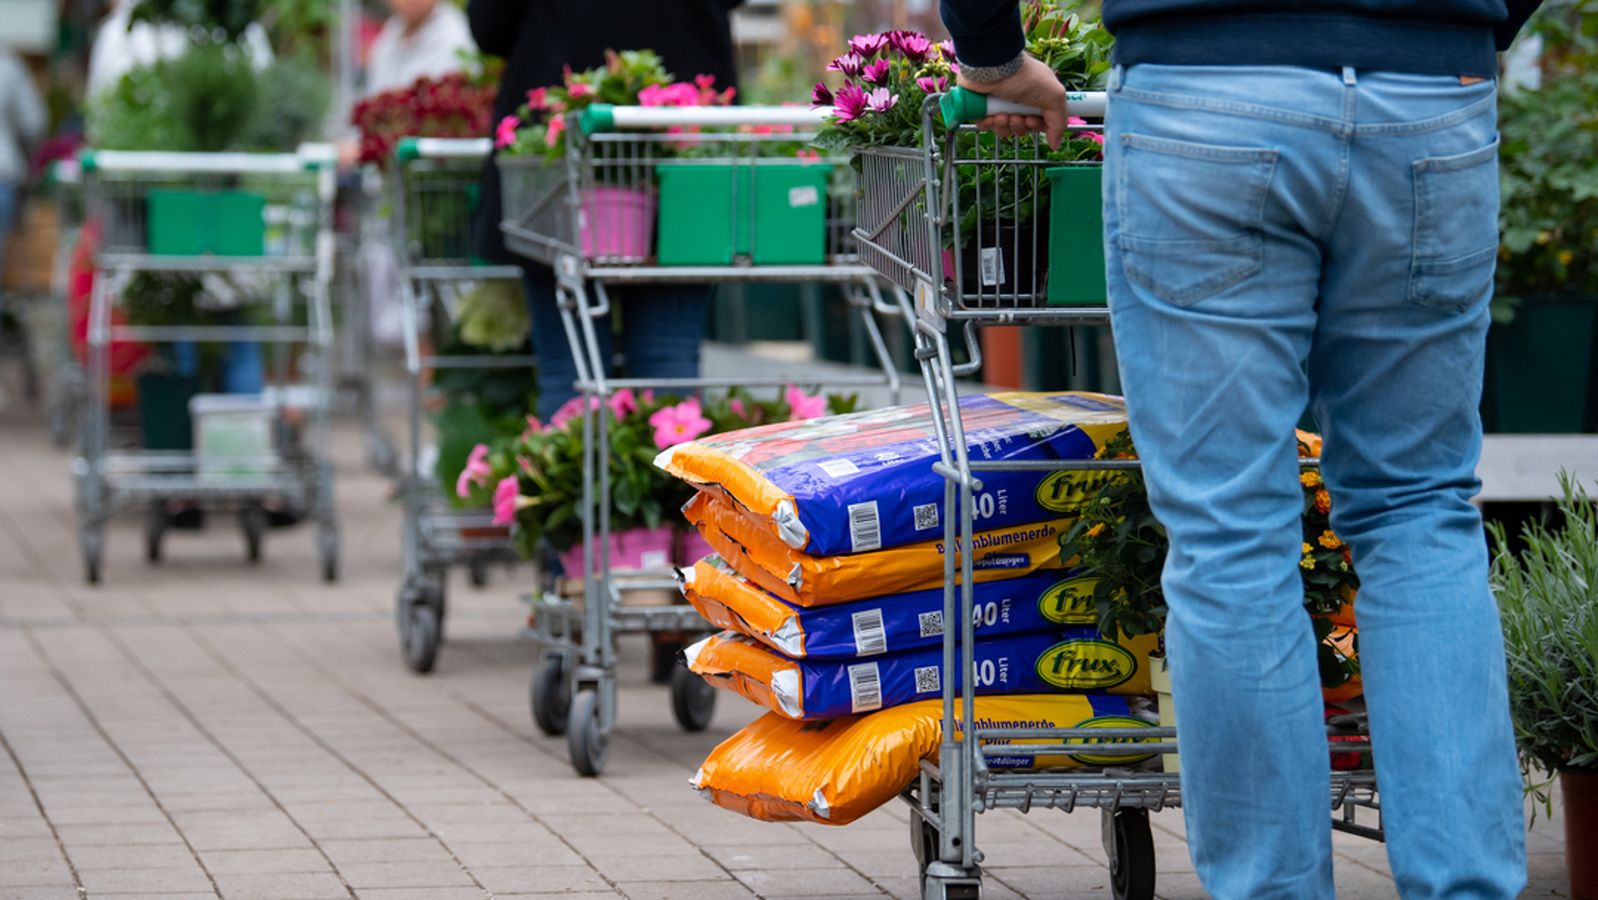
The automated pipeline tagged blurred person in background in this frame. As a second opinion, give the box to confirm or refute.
[365,0,476,97]
[0,43,46,410]
[466,0,740,423]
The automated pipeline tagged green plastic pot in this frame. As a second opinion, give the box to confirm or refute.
[1486,294,1598,433]
[656,161,832,266]
[135,372,200,451]
[147,190,266,257]
[1044,166,1107,306]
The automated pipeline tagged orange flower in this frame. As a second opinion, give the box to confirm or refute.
[1315,488,1331,514]
[1318,530,1343,550]
[1300,470,1323,489]
[1299,555,1317,570]
[1086,522,1106,539]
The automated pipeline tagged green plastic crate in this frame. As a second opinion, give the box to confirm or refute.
[147,190,266,257]
[1044,167,1107,306]
[656,162,832,266]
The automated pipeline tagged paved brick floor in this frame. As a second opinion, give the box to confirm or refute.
[0,398,1571,899]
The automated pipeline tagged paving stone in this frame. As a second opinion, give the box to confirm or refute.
[76,867,215,894]
[317,838,456,866]
[211,871,351,899]
[351,890,487,900]
[333,861,476,889]
[0,855,74,887]
[62,842,197,870]
[617,879,756,900]
[470,864,611,894]
[731,866,882,897]
[199,848,333,875]
[0,838,64,862]
[584,851,728,883]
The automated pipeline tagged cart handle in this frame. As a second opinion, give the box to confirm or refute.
[939,87,1107,127]
[578,103,827,135]
[80,143,337,175]
[395,137,494,163]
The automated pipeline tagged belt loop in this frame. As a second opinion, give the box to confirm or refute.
[1342,66,1357,87]
[1109,65,1124,92]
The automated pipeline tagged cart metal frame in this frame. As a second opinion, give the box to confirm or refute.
[853,91,1385,899]
[74,147,340,584]
[392,137,534,674]
[499,104,911,776]
[40,158,86,448]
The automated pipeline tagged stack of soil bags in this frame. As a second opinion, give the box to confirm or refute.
[657,392,1163,824]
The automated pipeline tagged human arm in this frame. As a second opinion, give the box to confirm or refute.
[466,0,529,59]
[940,0,1069,148]
[1495,0,1546,50]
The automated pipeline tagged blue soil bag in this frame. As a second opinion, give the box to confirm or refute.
[656,391,1129,556]
[679,557,1104,658]
[685,628,1159,720]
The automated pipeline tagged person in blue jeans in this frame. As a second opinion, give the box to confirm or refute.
[940,1,1542,896]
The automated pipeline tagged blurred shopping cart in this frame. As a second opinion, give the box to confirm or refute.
[852,89,1385,900]
[498,104,910,776]
[74,147,340,584]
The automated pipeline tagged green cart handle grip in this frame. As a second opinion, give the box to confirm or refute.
[939,87,1108,126]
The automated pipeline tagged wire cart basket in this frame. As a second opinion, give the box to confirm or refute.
[74,147,340,584]
[391,137,534,674]
[44,157,88,449]
[852,89,1385,899]
[499,104,911,776]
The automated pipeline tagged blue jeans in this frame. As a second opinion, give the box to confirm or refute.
[522,266,710,421]
[1104,65,1524,898]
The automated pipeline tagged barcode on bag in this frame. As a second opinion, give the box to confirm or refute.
[848,662,883,713]
[818,458,860,479]
[851,609,887,655]
[917,610,944,639]
[848,501,882,552]
[913,503,939,531]
[979,247,1005,287]
[914,665,941,694]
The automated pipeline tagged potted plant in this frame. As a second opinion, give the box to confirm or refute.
[1059,430,1363,769]
[1490,475,1598,897]
[1491,10,1598,434]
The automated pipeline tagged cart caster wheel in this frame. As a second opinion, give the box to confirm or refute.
[1102,808,1156,900]
[669,664,716,732]
[531,655,570,737]
[403,604,441,674]
[241,505,266,563]
[145,503,165,564]
[566,687,608,777]
[82,531,102,585]
[318,528,339,583]
[468,559,489,588]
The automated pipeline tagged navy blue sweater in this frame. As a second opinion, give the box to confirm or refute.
[941,0,1544,78]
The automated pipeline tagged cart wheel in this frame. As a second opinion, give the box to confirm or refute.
[669,664,717,732]
[468,559,489,587]
[318,526,339,583]
[403,604,441,674]
[1103,808,1156,900]
[241,505,266,563]
[566,687,608,777]
[82,531,102,585]
[530,655,571,737]
[145,503,165,564]
[649,637,683,685]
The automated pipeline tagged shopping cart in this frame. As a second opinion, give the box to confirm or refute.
[853,90,1384,899]
[338,163,400,476]
[74,147,340,584]
[45,157,87,448]
[499,104,911,776]
[392,137,534,674]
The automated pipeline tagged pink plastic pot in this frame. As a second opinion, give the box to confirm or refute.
[558,526,675,577]
[580,186,656,260]
[676,528,716,567]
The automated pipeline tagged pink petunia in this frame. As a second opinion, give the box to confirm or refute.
[728,398,747,419]
[607,388,639,419]
[544,114,567,148]
[832,83,868,123]
[526,86,549,109]
[495,115,519,149]
[549,395,598,430]
[455,443,492,499]
[826,53,865,77]
[648,399,713,450]
[567,81,593,98]
[784,385,828,421]
[695,74,718,90]
[862,58,891,85]
[523,415,545,438]
[1069,116,1106,146]
[491,475,520,525]
[811,82,834,108]
[849,33,889,58]
[865,87,898,113]
[795,148,822,162]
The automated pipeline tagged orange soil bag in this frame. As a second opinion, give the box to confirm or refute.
[683,491,1074,606]
[691,694,1155,825]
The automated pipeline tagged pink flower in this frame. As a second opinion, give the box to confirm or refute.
[567,81,593,98]
[849,33,889,58]
[544,114,567,148]
[890,32,933,62]
[648,399,713,450]
[827,53,865,77]
[526,86,549,109]
[795,149,822,162]
[695,74,718,90]
[495,115,519,149]
[938,40,956,60]
[550,395,598,430]
[522,415,545,438]
[1069,116,1106,146]
[811,82,834,108]
[607,388,639,419]
[784,385,827,420]
[728,398,747,419]
[862,58,891,85]
[639,82,702,108]
[832,83,868,123]
[866,87,898,113]
[455,443,492,499]
[491,475,520,525]
[917,75,948,94]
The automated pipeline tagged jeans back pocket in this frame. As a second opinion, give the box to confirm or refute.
[1409,136,1500,313]
[1115,133,1278,307]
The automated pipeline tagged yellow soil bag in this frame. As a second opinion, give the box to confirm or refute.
[683,491,1074,606]
[691,694,1156,825]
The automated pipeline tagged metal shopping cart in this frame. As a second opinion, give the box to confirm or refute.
[44,157,87,449]
[852,89,1384,899]
[499,104,912,776]
[392,137,535,674]
[74,147,340,584]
